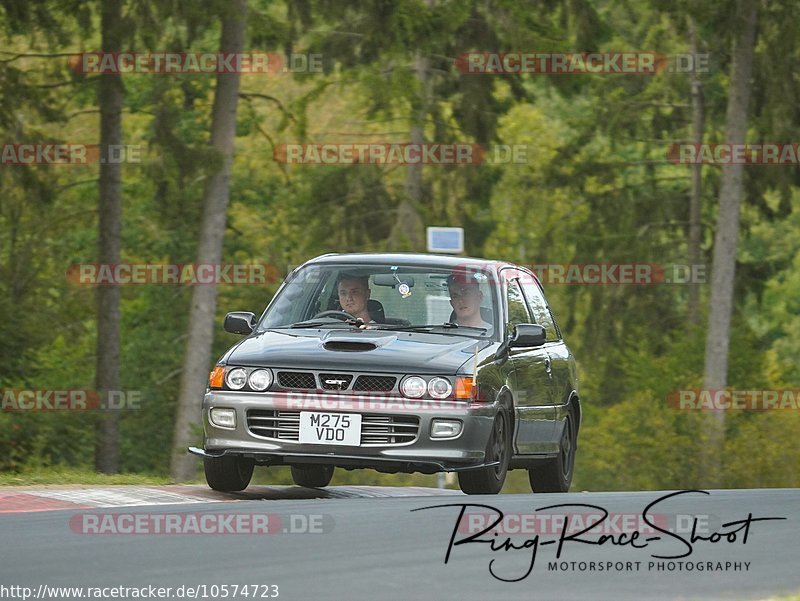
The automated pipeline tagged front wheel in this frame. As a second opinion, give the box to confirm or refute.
[528,413,575,493]
[458,411,511,495]
[291,464,334,488]
[203,454,255,492]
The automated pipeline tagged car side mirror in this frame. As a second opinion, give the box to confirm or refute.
[224,311,256,335]
[494,323,547,364]
[510,323,546,348]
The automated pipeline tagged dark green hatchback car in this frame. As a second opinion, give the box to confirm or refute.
[189,253,580,495]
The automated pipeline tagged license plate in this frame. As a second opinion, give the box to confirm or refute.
[299,412,361,446]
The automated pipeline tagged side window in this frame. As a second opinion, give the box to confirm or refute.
[505,278,531,336]
[520,278,559,341]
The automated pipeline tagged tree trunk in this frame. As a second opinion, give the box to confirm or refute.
[94,0,124,474]
[391,48,427,251]
[687,17,704,330]
[701,0,758,485]
[170,0,248,481]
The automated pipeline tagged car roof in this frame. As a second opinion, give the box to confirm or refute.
[305,252,511,271]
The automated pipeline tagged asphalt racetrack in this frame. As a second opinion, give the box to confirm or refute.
[0,486,798,600]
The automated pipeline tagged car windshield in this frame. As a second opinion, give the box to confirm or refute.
[258,263,498,338]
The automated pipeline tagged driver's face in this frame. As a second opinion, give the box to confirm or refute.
[337,278,370,316]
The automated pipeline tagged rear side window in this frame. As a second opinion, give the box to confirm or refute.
[519,278,560,341]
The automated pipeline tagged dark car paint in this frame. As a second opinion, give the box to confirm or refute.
[210,253,580,469]
[222,329,495,375]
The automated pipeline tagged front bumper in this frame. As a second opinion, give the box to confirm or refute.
[191,389,499,473]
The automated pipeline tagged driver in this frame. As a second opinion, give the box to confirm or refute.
[447,273,492,332]
[337,274,374,325]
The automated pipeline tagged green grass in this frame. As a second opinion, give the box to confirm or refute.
[0,467,170,487]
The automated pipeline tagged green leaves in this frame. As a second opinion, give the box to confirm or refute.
[1,0,799,487]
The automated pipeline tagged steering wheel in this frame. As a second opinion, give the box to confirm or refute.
[312,310,359,322]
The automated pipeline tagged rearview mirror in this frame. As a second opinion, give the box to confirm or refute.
[224,312,256,335]
[372,274,415,288]
[510,323,546,348]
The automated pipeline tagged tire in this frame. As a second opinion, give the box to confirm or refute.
[291,464,334,488]
[203,454,255,492]
[458,410,511,495]
[528,412,575,493]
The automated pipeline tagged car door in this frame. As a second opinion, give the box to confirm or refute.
[517,272,572,453]
[501,269,556,454]
[517,273,571,405]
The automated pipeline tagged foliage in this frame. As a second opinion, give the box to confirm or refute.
[0,0,798,489]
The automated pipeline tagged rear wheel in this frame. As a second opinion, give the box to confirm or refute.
[291,464,334,488]
[528,413,575,493]
[458,411,511,495]
[203,454,254,492]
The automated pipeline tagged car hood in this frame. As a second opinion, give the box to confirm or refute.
[223,328,495,375]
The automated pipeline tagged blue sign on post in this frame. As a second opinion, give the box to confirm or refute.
[426,227,464,254]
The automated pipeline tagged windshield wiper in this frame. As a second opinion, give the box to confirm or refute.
[288,319,361,329]
[372,322,487,333]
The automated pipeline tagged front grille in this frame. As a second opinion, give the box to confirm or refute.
[277,371,316,389]
[359,415,419,445]
[247,410,300,440]
[273,371,396,392]
[353,375,396,392]
[319,373,353,390]
[246,410,419,446]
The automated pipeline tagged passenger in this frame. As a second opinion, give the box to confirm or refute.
[447,274,492,332]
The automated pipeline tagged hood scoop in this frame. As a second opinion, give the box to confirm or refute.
[320,332,397,352]
[323,340,378,352]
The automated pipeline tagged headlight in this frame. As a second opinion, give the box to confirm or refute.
[427,377,453,399]
[401,376,427,398]
[225,367,247,390]
[248,369,272,391]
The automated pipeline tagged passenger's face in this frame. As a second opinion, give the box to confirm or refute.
[449,284,482,320]
[338,278,369,316]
